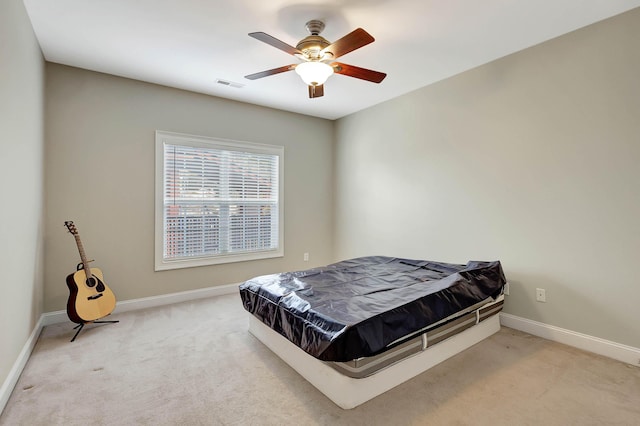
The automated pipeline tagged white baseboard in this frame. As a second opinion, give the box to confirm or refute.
[0,316,45,416]
[41,282,240,326]
[2,283,240,415]
[500,313,640,367]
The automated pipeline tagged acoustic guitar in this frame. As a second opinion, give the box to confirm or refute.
[64,221,116,323]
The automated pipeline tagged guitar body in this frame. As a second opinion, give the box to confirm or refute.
[66,267,116,323]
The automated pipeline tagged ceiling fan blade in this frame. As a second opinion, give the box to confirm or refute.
[245,65,296,80]
[308,84,324,98]
[332,62,387,83]
[322,28,374,59]
[249,32,302,56]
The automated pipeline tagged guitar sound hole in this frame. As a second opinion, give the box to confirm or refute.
[86,277,97,288]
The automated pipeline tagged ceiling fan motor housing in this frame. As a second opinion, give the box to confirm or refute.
[296,36,330,60]
[297,20,332,61]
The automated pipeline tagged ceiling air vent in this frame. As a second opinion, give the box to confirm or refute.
[215,79,244,88]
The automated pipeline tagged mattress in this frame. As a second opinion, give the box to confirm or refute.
[239,256,506,362]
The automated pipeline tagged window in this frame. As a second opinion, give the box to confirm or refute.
[155,131,284,270]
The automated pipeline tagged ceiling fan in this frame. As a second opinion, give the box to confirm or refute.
[245,20,387,98]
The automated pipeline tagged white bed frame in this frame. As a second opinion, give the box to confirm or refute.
[248,312,501,409]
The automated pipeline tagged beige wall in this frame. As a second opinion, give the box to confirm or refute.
[334,9,640,348]
[0,0,45,395]
[44,64,334,311]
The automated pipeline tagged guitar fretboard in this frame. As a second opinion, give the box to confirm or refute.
[73,233,93,280]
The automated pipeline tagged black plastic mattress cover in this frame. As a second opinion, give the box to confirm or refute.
[239,256,506,362]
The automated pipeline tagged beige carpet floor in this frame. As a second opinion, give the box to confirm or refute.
[1,293,639,425]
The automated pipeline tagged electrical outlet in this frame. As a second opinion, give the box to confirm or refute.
[536,288,546,302]
[504,282,510,296]
[303,252,309,262]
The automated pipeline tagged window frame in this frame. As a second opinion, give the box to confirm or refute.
[154,130,284,271]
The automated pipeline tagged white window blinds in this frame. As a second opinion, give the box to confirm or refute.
[155,132,283,270]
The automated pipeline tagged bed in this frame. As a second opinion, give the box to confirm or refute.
[239,256,506,409]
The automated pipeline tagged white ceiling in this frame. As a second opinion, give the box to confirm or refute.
[23,0,640,120]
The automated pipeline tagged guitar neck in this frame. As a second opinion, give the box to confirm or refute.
[73,233,93,280]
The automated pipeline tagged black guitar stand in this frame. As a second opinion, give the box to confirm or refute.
[71,319,119,342]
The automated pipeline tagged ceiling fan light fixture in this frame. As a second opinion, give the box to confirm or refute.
[295,61,334,86]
